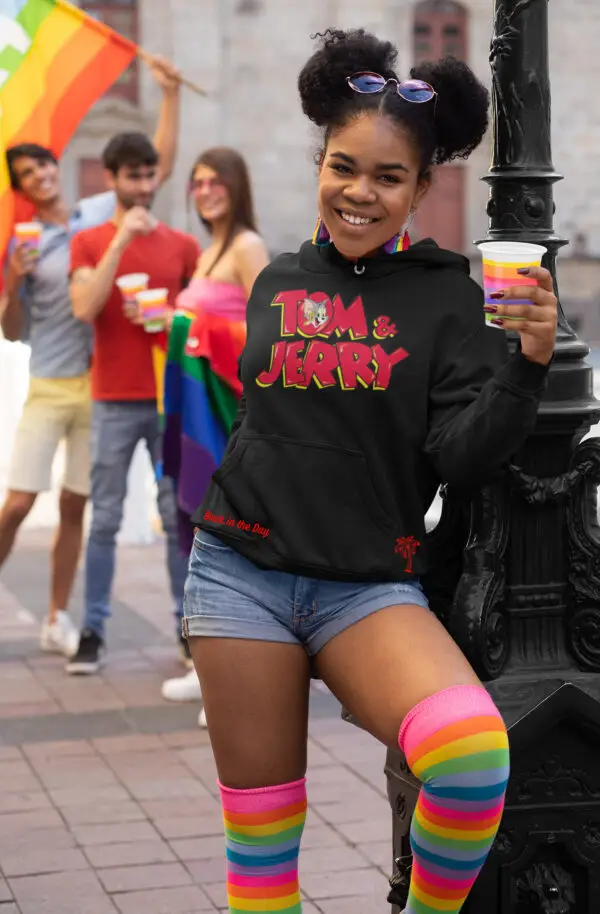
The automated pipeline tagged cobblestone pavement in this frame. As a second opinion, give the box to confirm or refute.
[0,530,393,913]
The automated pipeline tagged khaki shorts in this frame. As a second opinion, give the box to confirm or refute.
[7,373,92,497]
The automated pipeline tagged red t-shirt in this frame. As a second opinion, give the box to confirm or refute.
[70,222,200,401]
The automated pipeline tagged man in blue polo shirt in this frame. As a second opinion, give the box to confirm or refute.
[0,56,183,659]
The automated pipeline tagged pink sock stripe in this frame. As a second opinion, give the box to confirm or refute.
[228,871,297,888]
[219,778,307,813]
[399,685,500,752]
[420,793,505,823]
[413,860,474,893]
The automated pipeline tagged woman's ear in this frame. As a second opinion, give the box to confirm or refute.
[413,172,431,211]
[316,148,326,173]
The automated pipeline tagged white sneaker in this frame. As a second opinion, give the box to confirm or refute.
[161,669,202,702]
[40,611,79,658]
[198,706,208,728]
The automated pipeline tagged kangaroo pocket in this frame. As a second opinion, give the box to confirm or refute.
[212,433,398,575]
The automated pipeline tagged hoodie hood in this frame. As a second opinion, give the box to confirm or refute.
[299,237,471,280]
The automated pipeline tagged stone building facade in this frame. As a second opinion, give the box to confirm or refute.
[64,0,600,337]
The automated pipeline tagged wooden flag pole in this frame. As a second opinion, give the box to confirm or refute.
[137,49,207,97]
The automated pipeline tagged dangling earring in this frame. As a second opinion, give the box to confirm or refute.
[383,209,416,255]
[312,215,331,247]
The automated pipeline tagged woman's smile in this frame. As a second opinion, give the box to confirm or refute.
[335,209,382,228]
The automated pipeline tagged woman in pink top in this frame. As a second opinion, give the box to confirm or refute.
[180,146,270,310]
[162,148,269,711]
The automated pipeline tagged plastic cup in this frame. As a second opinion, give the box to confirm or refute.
[478,242,547,329]
[116,273,150,312]
[136,288,168,333]
[14,222,42,257]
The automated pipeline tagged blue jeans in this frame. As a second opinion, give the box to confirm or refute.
[84,400,188,639]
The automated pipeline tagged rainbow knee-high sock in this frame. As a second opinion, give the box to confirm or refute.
[219,778,307,913]
[399,685,509,913]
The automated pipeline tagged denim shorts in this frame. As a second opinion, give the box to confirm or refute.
[182,529,430,656]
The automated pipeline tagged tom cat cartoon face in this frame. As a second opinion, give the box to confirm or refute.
[299,297,332,332]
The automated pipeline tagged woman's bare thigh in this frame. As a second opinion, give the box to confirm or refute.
[314,604,480,749]
[190,637,311,788]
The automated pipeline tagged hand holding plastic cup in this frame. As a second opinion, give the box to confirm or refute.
[14,222,42,257]
[116,273,150,319]
[478,242,547,329]
[136,288,168,333]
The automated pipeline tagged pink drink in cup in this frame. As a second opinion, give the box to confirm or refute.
[116,273,150,314]
[136,288,168,333]
[14,222,42,257]
[478,242,547,329]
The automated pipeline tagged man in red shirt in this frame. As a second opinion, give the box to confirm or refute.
[68,132,200,674]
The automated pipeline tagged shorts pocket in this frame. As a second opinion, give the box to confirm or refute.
[213,433,397,575]
[194,529,232,552]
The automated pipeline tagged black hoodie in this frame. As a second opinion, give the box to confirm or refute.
[192,239,548,581]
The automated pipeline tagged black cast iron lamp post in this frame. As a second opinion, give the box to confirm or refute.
[374,1,600,911]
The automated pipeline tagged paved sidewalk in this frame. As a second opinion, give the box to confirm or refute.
[0,530,393,913]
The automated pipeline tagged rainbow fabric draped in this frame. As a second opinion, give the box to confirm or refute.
[162,308,246,554]
[0,0,136,264]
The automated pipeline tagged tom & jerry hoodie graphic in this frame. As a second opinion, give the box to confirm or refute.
[192,239,549,581]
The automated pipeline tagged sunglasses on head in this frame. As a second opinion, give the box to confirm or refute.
[346,72,437,105]
[189,177,226,195]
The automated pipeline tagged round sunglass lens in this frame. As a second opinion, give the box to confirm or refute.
[398,79,434,102]
[349,72,387,93]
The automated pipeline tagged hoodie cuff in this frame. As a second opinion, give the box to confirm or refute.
[496,350,550,396]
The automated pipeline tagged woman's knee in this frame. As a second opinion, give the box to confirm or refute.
[400,683,510,788]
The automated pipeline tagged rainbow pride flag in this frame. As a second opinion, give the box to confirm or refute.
[0,0,137,263]
[163,309,246,554]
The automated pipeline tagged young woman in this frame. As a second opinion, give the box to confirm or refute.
[161,147,269,699]
[183,30,557,914]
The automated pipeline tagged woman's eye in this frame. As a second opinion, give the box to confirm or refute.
[380,174,400,184]
[330,164,351,175]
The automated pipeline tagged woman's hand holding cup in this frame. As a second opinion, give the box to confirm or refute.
[478,241,558,366]
[484,265,558,366]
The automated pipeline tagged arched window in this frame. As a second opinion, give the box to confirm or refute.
[413,0,467,63]
[81,0,139,104]
[412,0,468,252]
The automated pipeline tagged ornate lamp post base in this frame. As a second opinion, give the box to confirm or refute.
[385,679,600,913]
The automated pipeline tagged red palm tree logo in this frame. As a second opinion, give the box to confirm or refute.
[394,536,421,574]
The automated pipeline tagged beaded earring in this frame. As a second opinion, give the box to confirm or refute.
[312,216,331,247]
[383,209,416,255]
